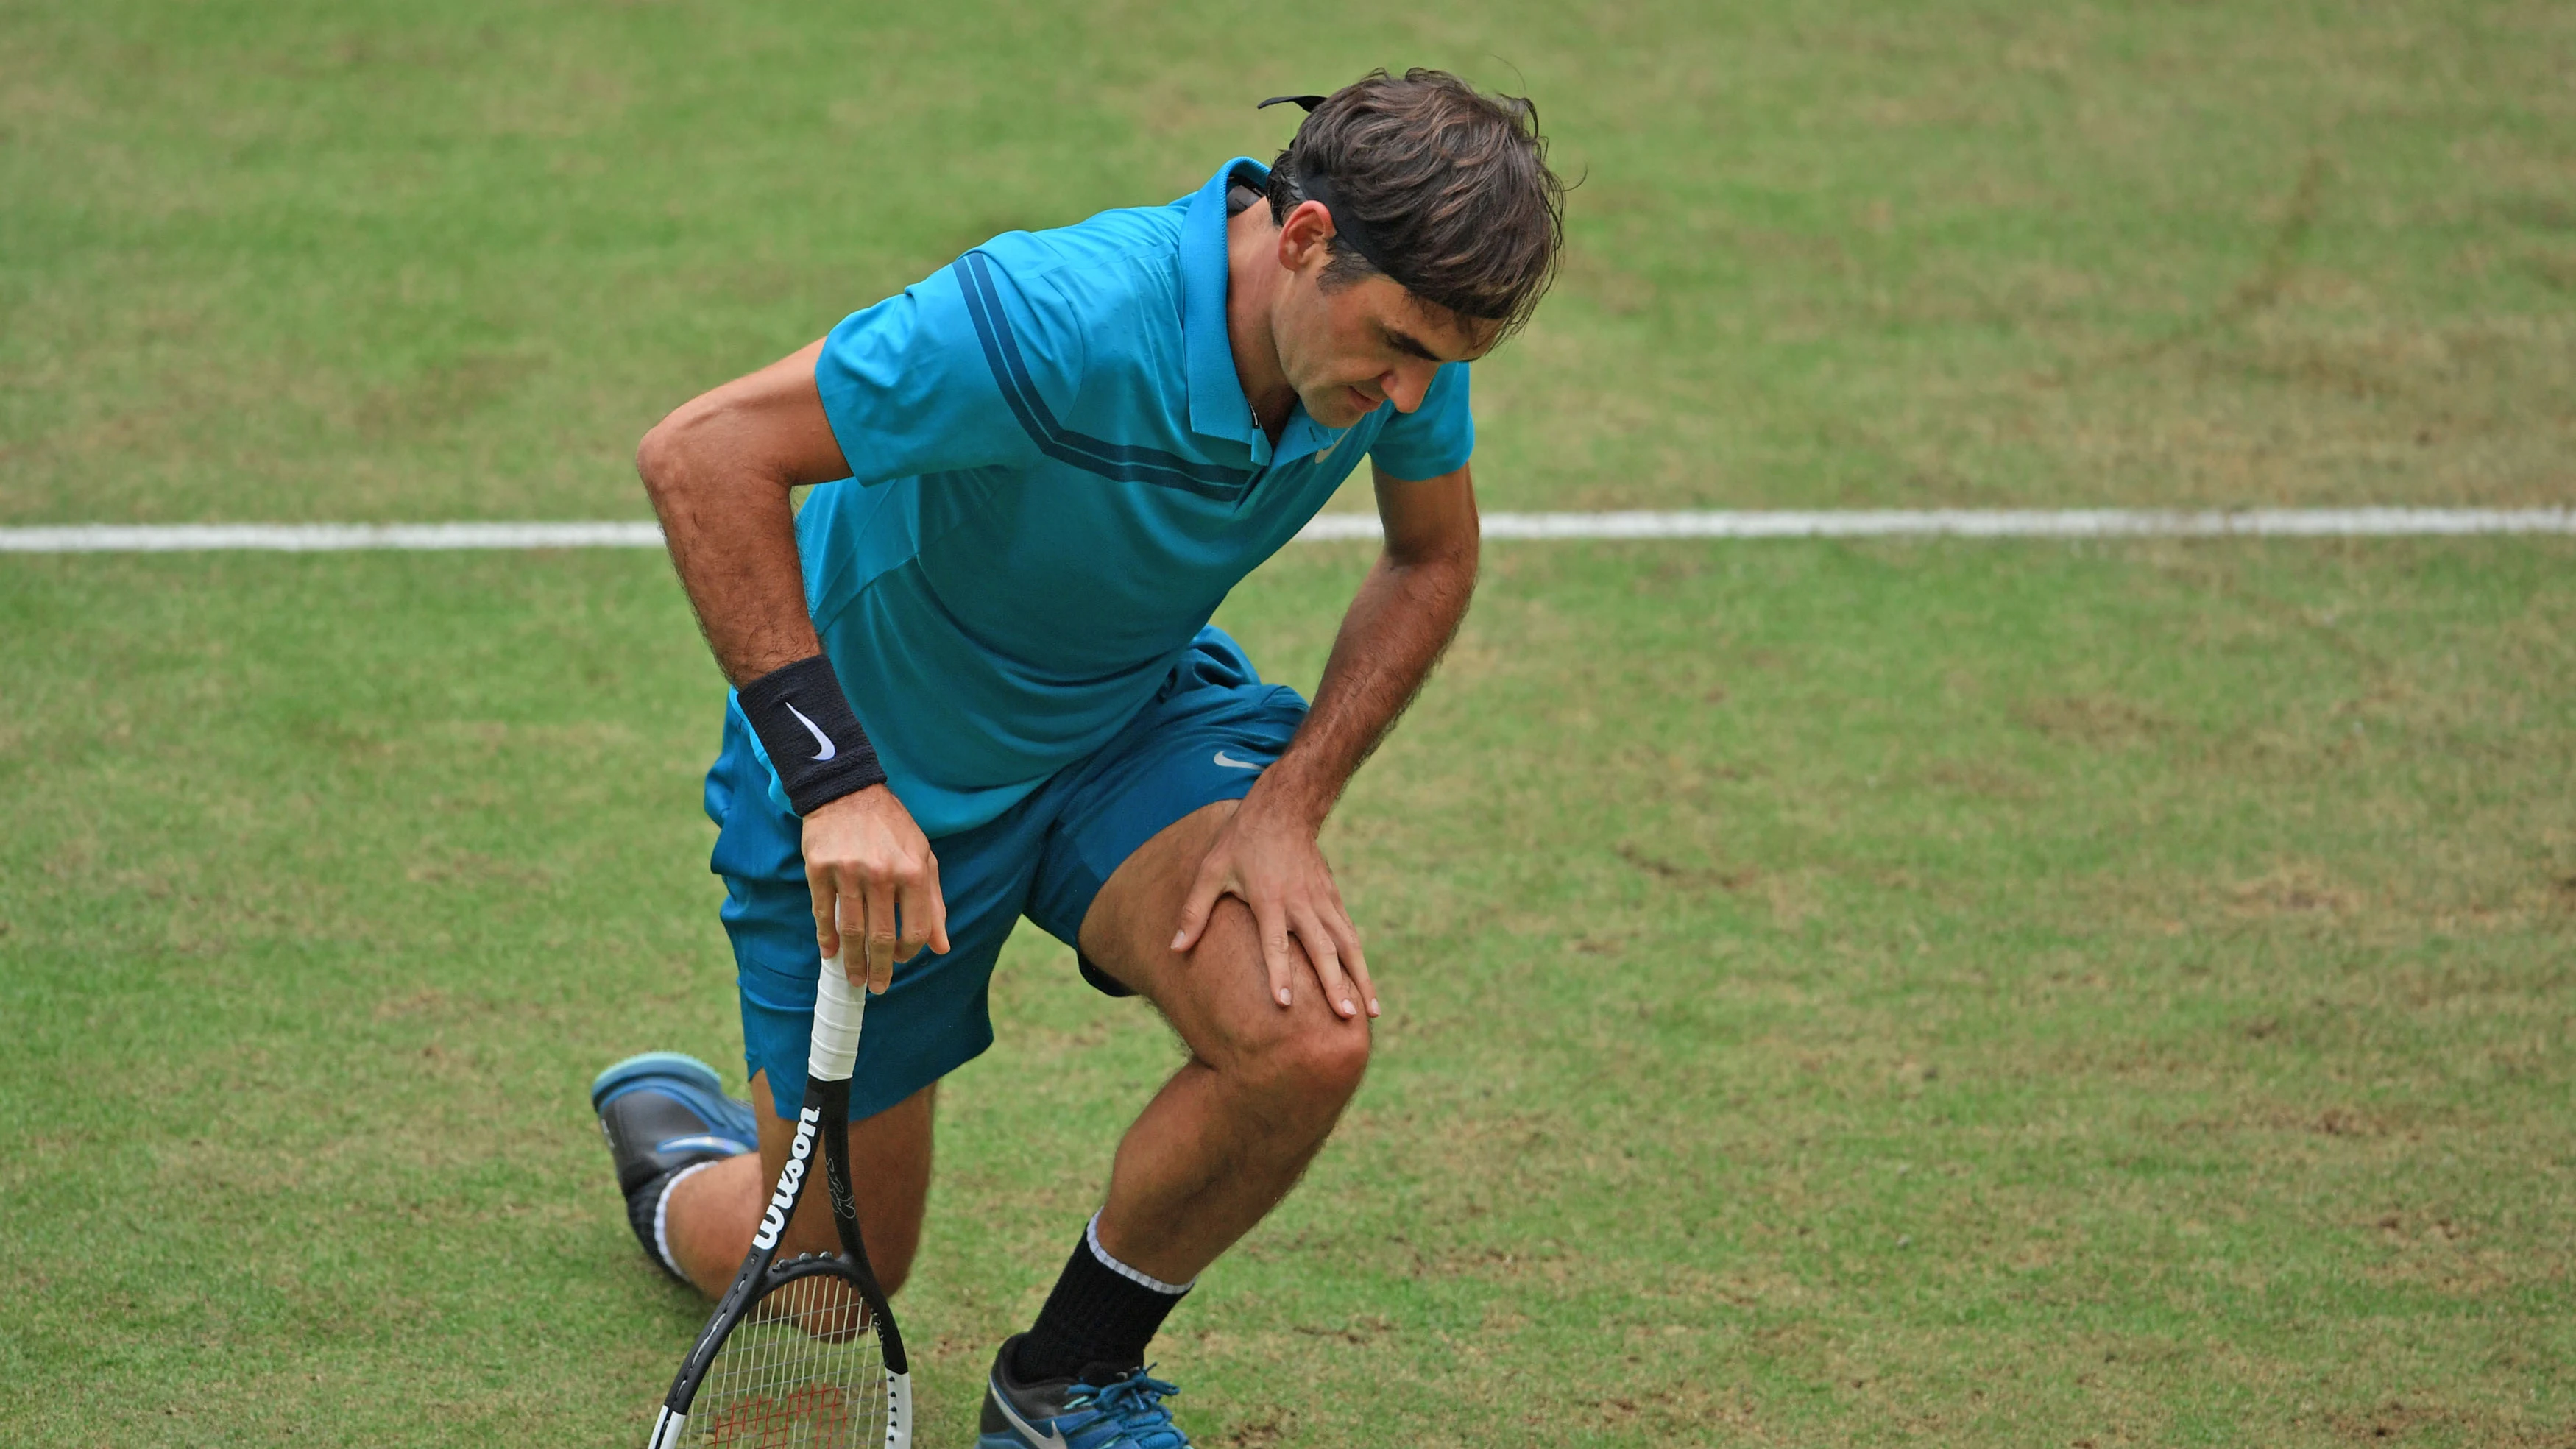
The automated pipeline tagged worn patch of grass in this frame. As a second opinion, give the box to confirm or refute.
[2,541,2569,1445]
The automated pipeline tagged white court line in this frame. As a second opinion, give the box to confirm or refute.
[0,521,668,553]
[0,509,2569,553]
[1462,507,2576,541]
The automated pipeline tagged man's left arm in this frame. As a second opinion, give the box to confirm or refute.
[1169,461,1481,1019]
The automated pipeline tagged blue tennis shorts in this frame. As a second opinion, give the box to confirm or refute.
[704,626,1306,1121]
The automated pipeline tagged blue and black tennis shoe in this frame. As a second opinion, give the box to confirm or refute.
[980,1335,1192,1449]
[590,1052,759,1280]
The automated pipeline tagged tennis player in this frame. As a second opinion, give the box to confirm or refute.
[593,70,1564,1446]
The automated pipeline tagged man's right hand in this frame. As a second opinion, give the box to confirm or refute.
[804,786,951,993]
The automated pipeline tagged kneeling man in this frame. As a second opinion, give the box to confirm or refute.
[593,69,1564,1445]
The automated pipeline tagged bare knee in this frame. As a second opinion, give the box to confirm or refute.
[782,1175,919,1298]
[869,1252,913,1299]
[1292,1018,1371,1106]
[1236,1007,1371,1123]
[1175,904,1371,1112]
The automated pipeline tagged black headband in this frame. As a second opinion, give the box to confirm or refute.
[1256,94,1398,280]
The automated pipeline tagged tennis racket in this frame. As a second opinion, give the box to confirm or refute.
[647,952,912,1448]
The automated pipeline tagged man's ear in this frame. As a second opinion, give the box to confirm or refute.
[1275,199,1337,274]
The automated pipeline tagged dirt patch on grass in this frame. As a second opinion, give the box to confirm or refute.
[2329,1398,2442,1442]
[1925,758,2038,799]
[1204,1407,1296,1448]
[2168,1098,2427,1143]
[1615,842,1758,893]
[355,352,545,442]
[1587,1382,1764,1445]
[2324,1397,2576,1445]
[2519,249,2576,293]
[2226,862,2358,917]
[2011,694,2170,745]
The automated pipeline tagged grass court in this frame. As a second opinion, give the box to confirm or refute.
[3,1,2571,1444]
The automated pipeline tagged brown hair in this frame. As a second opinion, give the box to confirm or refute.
[1266,68,1566,338]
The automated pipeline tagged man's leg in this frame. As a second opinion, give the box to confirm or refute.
[999,798,1366,1396]
[657,692,1022,1305]
[1081,800,1370,1283]
[660,1077,938,1297]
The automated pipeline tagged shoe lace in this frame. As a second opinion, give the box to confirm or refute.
[1066,1368,1187,1448]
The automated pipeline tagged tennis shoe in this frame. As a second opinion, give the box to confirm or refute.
[590,1052,757,1281]
[980,1335,1191,1449]
[590,1050,759,1195]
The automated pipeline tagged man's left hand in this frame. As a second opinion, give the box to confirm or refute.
[1169,798,1379,1020]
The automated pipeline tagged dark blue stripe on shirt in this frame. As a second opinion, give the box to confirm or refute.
[953,252,1254,501]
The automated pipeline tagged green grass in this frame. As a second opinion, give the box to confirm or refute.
[4,1,2574,1445]
[4,542,2570,1445]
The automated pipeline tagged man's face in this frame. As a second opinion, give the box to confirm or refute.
[1271,263,1498,431]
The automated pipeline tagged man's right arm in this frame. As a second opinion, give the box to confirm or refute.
[636,338,950,989]
[636,339,846,683]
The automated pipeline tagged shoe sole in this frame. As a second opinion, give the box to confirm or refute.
[589,1050,727,1113]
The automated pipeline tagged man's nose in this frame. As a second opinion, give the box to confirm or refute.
[1381,361,1437,413]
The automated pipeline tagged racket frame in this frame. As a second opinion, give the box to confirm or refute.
[646,952,913,1448]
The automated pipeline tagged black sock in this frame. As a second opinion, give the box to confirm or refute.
[1013,1216,1190,1384]
[623,1163,711,1283]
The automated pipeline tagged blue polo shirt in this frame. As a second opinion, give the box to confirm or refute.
[731,157,1476,837]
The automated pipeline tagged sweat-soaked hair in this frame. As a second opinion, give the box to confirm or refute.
[1266,68,1565,338]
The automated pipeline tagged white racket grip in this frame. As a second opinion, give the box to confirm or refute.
[808,952,866,1084]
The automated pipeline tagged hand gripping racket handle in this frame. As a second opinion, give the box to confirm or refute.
[808,951,866,1085]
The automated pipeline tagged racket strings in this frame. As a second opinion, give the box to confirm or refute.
[685,1270,887,1447]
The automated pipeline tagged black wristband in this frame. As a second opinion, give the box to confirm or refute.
[736,654,888,816]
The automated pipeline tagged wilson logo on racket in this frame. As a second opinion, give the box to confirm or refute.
[751,1107,824,1250]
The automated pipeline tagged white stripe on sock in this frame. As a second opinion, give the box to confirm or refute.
[655,1160,721,1280]
[1086,1211,1193,1295]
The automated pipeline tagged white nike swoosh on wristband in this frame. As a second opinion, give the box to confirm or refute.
[988,1382,1071,1449]
[785,701,837,762]
[1212,750,1263,770]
